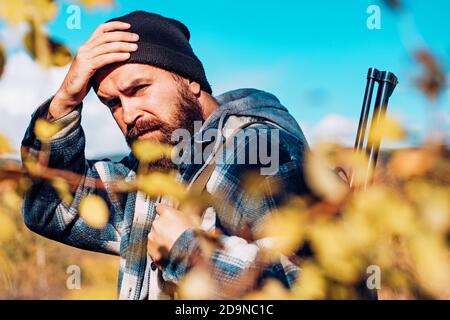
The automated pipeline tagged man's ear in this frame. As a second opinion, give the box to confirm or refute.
[188,80,201,96]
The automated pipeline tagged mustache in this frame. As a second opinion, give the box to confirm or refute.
[126,118,164,144]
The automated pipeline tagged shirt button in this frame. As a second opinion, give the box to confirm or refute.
[151,262,157,271]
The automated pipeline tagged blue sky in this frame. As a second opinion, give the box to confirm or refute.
[1,0,449,156]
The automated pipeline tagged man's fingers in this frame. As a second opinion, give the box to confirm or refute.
[99,21,131,32]
[87,31,139,49]
[88,21,131,41]
[92,42,138,57]
[91,52,131,69]
[147,232,162,263]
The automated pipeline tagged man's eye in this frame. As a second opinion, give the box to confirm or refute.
[107,98,120,108]
[131,84,148,95]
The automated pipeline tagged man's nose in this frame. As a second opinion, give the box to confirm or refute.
[122,98,143,126]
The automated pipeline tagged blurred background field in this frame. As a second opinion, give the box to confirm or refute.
[0,236,119,300]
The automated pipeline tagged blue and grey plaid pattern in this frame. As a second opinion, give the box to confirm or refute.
[21,89,310,299]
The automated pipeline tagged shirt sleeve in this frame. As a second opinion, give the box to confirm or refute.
[21,96,135,255]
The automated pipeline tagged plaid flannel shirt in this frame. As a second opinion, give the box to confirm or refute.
[21,89,310,299]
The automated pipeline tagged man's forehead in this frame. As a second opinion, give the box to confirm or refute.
[92,62,124,92]
[93,63,162,93]
[94,63,144,93]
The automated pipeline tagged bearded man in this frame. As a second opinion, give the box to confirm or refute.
[21,11,310,299]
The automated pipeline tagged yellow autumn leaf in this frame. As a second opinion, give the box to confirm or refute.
[388,148,435,178]
[177,267,216,299]
[78,0,114,9]
[132,140,173,163]
[406,181,450,234]
[0,211,16,244]
[51,177,73,206]
[342,206,377,251]
[384,269,412,291]
[0,189,22,212]
[347,186,417,237]
[309,221,363,284]
[329,283,358,300]
[0,133,12,154]
[292,262,327,299]
[178,199,206,228]
[49,40,72,67]
[79,195,109,229]
[336,149,369,188]
[304,144,349,203]
[31,0,58,23]
[246,279,292,300]
[0,0,57,24]
[34,118,61,142]
[19,177,33,192]
[0,0,27,25]
[24,26,72,68]
[24,21,50,67]
[369,116,405,143]
[23,159,43,176]
[409,233,450,298]
[420,190,450,234]
[371,237,397,270]
[256,207,305,258]
[137,172,187,201]
[381,198,417,237]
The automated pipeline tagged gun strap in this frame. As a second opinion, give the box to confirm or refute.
[189,120,277,196]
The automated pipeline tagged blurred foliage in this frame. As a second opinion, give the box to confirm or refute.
[0,0,115,73]
[0,168,119,299]
[78,0,113,8]
[2,110,448,300]
[379,0,448,102]
[79,195,109,229]
[414,50,447,100]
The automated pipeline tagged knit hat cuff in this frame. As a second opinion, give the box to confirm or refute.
[129,42,212,94]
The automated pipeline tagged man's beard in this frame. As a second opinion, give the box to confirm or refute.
[126,84,204,171]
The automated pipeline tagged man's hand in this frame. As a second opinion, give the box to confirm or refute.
[49,21,139,119]
[147,204,197,266]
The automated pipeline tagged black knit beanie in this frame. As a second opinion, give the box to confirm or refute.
[106,11,212,94]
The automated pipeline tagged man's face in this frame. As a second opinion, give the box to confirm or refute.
[93,63,204,148]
